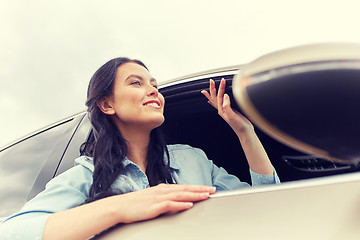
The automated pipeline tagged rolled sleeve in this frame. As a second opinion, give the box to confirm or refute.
[0,213,49,240]
[167,144,280,191]
[210,162,250,190]
[250,168,281,186]
[0,162,92,240]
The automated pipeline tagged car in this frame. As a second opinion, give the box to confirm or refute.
[1,43,360,239]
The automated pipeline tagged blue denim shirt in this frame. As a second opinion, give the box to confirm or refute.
[0,144,280,239]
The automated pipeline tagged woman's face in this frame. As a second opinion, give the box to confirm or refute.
[102,62,165,132]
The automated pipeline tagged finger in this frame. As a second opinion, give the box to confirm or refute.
[173,184,216,193]
[201,91,217,109]
[200,90,211,100]
[164,191,211,203]
[209,79,217,99]
[140,201,194,221]
[201,90,217,109]
[155,201,194,214]
[217,78,226,112]
[207,101,216,108]
[155,183,216,194]
[223,93,231,110]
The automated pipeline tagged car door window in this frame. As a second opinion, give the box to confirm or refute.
[0,118,78,218]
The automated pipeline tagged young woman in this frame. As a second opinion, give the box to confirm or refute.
[0,57,280,240]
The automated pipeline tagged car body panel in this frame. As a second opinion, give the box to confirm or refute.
[95,172,360,240]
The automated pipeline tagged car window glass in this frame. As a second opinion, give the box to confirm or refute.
[0,120,74,218]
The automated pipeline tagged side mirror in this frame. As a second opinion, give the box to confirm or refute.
[233,43,360,164]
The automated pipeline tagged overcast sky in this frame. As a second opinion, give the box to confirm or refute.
[1,0,360,147]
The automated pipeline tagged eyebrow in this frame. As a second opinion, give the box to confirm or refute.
[125,74,157,84]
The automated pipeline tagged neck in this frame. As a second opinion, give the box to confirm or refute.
[117,124,151,173]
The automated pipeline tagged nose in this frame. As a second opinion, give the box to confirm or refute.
[147,85,159,97]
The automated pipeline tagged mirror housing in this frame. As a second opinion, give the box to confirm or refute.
[233,43,360,164]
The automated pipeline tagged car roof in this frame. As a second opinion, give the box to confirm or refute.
[0,65,243,151]
[159,64,242,88]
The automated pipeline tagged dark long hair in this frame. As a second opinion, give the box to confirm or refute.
[81,57,173,203]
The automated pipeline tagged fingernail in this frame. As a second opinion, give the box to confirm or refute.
[200,192,210,198]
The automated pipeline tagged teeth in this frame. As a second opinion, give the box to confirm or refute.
[145,102,160,107]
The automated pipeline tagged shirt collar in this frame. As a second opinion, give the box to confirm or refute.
[122,156,180,170]
[122,157,133,167]
[167,151,180,170]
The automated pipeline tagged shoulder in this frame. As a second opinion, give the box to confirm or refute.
[167,144,207,156]
[166,144,211,169]
[166,144,192,151]
[46,156,93,189]
[41,156,94,194]
[74,155,94,172]
[166,144,215,185]
[167,144,209,162]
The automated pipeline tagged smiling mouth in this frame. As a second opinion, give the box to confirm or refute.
[144,101,161,109]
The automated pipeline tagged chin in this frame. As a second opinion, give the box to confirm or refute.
[152,116,165,128]
[153,116,165,128]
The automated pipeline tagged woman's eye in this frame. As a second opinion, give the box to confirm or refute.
[131,81,141,86]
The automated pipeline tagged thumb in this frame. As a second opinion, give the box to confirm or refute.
[223,94,231,110]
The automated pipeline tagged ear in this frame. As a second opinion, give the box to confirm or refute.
[97,97,116,115]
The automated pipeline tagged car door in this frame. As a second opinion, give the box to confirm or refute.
[0,112,89,220]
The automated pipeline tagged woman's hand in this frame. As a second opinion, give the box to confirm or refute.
[201,78,253,135]
[115,183,216,224]
[44,184,215,240]
[201,78,274,176]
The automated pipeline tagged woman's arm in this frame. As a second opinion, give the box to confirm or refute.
[43,184,215,240]
[201,79,274,176]
[1,164,215,240]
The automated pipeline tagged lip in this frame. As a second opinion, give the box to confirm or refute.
[143,99,161,109]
